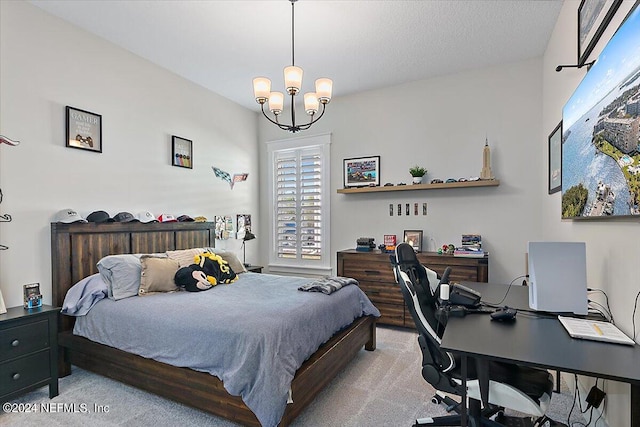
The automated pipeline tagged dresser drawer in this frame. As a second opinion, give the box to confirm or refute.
[343,259,395,283]
[357,281,404,305]
[375,303,405,327]
[0,350,51,395]
[0,320,49,362]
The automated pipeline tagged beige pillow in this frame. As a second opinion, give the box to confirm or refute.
[138,256,180,296]
[216,251,247,273]
[166,248,205,268]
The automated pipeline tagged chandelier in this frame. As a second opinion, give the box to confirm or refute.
[252,0,333,133]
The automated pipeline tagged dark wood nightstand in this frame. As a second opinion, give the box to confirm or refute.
[0,305,60,402]
[245,265,263,273]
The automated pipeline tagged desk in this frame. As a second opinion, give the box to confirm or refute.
[440,283,640,427]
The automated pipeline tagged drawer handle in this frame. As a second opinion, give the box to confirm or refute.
[11,339,19,347]
[12,373,20,381]
[364,270,381,275]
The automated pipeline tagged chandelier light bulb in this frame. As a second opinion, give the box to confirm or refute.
[284,66,303,95]
[253,77,271,104]
[315,78,333,104]
[269,92,284,115]
[304,93,319,115]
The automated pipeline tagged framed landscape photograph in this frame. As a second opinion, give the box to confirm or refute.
[548,121,562,194]
[578,0,622,66]
[403,230,423,253]
[172,135,193,169]
[343,156,380,188]
[66,106,102,153]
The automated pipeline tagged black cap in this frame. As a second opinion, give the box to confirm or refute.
[113,212,138,223]
[87,210,114,223]
[177,215,195,222]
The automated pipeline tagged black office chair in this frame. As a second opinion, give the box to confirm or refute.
[391,243,562,427]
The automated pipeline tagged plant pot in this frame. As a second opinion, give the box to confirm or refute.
[412,176,423,184]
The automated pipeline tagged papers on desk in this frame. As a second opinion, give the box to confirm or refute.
[558,316,636,346]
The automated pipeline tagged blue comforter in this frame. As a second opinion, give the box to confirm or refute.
[72,272,379,426]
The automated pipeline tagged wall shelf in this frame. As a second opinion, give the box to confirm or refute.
[336,179,500,194]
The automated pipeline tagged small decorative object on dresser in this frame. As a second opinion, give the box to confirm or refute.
[403,230,423,252]
[23,283,42,309]
[66,106,102,153]
[0,305,60,401]
[172,135,193,169]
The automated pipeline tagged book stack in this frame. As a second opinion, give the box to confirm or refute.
[454,234,487,258]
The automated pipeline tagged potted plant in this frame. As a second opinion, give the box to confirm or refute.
[409,165,427,184]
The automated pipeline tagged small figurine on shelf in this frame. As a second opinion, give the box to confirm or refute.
[480,137,494,180]
[438,244,455,255]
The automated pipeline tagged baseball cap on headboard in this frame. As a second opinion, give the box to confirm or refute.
[113,212,138,223]
[54,209,87,223]
[194,216,208,222]
[135,211,158,223]
[87,210,114,223]
[157,214,178,223]
[177,215,195,222]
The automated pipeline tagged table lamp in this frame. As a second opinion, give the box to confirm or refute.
[241,231,256,267]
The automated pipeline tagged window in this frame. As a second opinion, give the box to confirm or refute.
[267,134,331,271]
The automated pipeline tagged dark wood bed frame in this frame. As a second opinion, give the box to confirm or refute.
[51,221,376,427]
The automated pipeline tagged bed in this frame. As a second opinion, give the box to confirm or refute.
[51,221,377,427]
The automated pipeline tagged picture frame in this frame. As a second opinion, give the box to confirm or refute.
[172,135,193,169]
[403,230,423,253]
[343,156,380,188]
[578,0,622,66]
[548,121,562,194]
[66,106,102,153]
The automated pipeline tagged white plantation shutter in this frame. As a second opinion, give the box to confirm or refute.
[268,134,331,270]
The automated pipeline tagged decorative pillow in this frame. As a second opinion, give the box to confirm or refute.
[138,256,181,296]
[166,248,206,268]
[97,254,142,301]
[216,251,247,274]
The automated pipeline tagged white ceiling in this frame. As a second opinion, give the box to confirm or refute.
[29,0,564,111]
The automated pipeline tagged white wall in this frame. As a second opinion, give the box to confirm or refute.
[0,1,259,308]
[542,1,639,425]
[259,58,544,284]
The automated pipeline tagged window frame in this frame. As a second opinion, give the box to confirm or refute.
[266,133,331,273]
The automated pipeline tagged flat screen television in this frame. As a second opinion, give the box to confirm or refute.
[527,242,588,315]
[561,4,640,219]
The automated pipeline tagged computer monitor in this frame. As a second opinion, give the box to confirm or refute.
[527,242,588,315]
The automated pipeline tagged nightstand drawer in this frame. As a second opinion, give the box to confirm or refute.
[0,319,50,362]
[0,350,51,395]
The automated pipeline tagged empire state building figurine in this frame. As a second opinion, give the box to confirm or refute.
[480,137,494,180]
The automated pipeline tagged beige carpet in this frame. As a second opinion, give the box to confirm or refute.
[2,326,585,426]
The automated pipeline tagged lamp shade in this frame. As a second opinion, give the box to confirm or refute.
[315,78,333,103]
[243,231,256,242]
[253,77,271,103]
[269,92,284,115]
[304,93,319,115]
[284,66,303,94]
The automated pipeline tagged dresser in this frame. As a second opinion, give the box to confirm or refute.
[337,249,488,328]
[0,305,60,402]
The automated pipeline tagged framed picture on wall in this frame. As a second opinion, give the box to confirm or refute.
[578,0,622,66]
[548,121,562,194]
[403,230,423,253]
[66,106,102,153]
[172,135,193,169]
[343,156,380,188]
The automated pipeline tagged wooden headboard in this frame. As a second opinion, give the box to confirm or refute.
[51,221,216,331]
